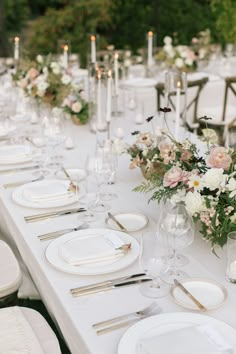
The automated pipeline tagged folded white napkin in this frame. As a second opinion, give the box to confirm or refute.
[23,180,74,202]
[59,233,126,266]
[0,146,31,160]
[138,324,233,354]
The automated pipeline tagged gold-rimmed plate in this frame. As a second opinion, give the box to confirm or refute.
[105,212,149,232]
[170,278,227,311]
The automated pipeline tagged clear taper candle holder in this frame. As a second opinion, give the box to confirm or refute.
[226,231,236,283]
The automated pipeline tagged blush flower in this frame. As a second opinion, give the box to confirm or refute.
[163,166,185,188]
[27,68,39,81]
[159,142,175,164]
[136,133,154,147]
[206,146,232,170]
[181,150,192,161]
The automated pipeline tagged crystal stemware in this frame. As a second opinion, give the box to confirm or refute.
[139,231,169,298]
[157,202,194,284]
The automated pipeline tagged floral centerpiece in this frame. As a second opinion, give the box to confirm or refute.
[156,36,197,72]
[62,90,89,125]
[127,115,236,249]
[12,55,72,107]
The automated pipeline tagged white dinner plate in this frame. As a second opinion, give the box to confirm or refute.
[170,278,227,311]
[118,312,236,354]
[0,125,16,138]
[12,179,81,209]
[55,168,87,182]
[45,228,140,275]
[105,213,149,232]
[0,145,32,165]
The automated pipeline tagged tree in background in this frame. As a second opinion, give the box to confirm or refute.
[211,0,236,44]
[26,0,112,67]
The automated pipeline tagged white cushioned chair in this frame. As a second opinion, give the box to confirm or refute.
[0,240,22,307]
[0,306,61,353]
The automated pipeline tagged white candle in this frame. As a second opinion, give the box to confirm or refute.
[96,70,102,130]
[106,70,112,123]
[91,35,96,64]
[116,127,124,139]
[147,31,153,68]
[135,113,144,124]
[227,260,236,280]
[63,45,69,69]
[175,81,181,140]
[14,37,20,61]
[114,52,119,96]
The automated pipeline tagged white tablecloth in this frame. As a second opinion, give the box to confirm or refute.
[0,119,236,354]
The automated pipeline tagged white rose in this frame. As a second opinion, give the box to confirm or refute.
[51,62,61,75]
[185,58,193,66]
[72,101,82,113]
[124,59,131,67]
[203,168,224,191]
[227,178,236,198]
[36,55,43,63]
[164,44,175,58]
[185,191,203,215]
[175,58,184,68]
[42,67,48,76]
[230,213,236,223]
[163,36,172,45]
[61,74,71,85]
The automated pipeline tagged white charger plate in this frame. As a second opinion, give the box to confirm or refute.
[170,278,227,311]
[118,312,236,354]
[45,228,140,275]
[12,179,81,209]
[0,145,32,165]
[106,213,149,232]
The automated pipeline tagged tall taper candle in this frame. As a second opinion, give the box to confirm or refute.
[14,37,20,61]
[96,70,102,130]
[114,52,119,96]
[147,31,153,67]
[91,35,96,64]
[175,81,181,140]
[106,70,112,123]
[63,45,69,69]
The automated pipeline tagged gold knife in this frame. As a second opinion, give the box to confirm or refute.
[174,279,207,312]
[24,207,86,223]
[108,212,126,231]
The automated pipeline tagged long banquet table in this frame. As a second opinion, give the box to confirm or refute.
[0,115,236,354]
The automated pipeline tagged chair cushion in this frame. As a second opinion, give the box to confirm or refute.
[0,306,61,353]
[0,241,22,297]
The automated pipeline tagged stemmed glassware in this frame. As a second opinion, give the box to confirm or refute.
[157,202,194,284]
[139,231,169,298]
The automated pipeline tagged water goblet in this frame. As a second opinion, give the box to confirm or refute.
[139,231,169,298]
[157,202,194,284]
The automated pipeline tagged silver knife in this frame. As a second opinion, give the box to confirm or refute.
[71,279,151,297]
[38,224,86,241]
[24,207,86,223]
[0,165,40,175]
[70,273,146,294]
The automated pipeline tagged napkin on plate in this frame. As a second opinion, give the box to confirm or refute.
[59,233,127,266]
[23,181,74,202]
[138,324,233,354]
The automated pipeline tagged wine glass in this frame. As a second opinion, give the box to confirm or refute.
[100,147,118,201]
[84,154,110,213]
[157,202,194,284]
[139,231,169,298]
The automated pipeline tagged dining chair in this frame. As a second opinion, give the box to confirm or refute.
[198,76,236,145]
[0,306,61,353]
[0,240,22,308]
[156,76,209,134]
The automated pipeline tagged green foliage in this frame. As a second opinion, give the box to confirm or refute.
[211,0,236,44]
[26,0,112,67]
[5,0,30,32]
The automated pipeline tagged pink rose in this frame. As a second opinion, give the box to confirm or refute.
[163,166,185,188]
[27,68,39,81]
[207,146,232,170]
[159,142,175,164]
[181,150,192,161]
[20,78,28,89]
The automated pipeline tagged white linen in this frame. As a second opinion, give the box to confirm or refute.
[138,325,233,354]
[23,180,73,202]
[59,233,125,266]
[0,307,44,354]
